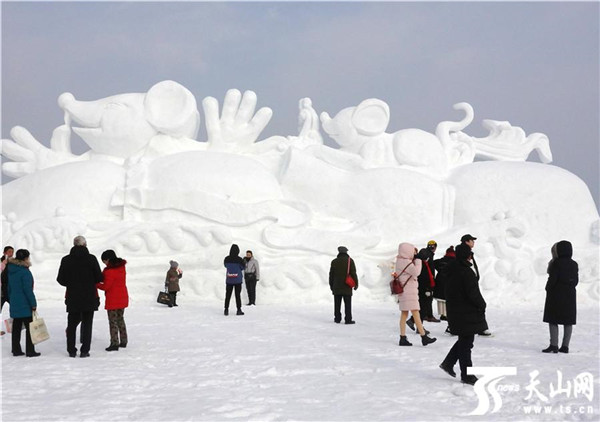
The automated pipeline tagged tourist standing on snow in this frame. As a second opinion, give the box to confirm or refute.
[542,240,578,354]
[224,244,245,316]
[434,246,456,333]
[243,250,260,306]
[97,250,129,351]
[1,246,15,335]
[440,243,487,385]
[395,242,436,346]
[165,260,182,307]
[7,249,40,357]
[329,246,358,324]
[460,234,491,336]
[57,235,102,358]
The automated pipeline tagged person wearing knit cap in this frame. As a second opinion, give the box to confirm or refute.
[329,246,358,324]
[440,243,487,385]
[165,260,183,308]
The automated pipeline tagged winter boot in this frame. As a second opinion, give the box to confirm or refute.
[421,334,437,346]
[399,335,412,346]
[224,309,229,316]
[105,344,119,352]
[542,345,559,353]
[406,317,415,331]
[461,375,478,385]
[236,309,244,316]
[439,362,456,378]
[558,346,569,353]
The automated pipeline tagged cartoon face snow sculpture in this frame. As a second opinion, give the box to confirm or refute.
[58,80,200,158]
[320,99,448,172]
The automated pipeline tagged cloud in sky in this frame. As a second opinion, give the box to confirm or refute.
[2,2,598,207]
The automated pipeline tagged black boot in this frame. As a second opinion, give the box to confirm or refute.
[236,309,244,316]
[542,345,558,353]
[461,375,478,385]
[421,334,437,346]
[105,344,119,351]
[439,362,456,378]
[399,335,412,346]
[558,346,569,353]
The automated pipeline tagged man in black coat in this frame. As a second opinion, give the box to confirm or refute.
[329,246,358,324]
[439,243,487,385]
[57,236,102,358]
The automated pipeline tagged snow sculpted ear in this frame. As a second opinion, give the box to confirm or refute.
[144,80,200,139]
[351,99,389,136]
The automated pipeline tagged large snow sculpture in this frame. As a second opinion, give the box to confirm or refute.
[1,80,598,305]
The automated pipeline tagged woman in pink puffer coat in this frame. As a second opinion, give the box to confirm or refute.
[395,242,436,346]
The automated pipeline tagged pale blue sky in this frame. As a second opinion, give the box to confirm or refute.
[2,2,598,208]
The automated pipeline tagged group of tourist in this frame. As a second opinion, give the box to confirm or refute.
[0,233,578,389]
[329,234,579,386]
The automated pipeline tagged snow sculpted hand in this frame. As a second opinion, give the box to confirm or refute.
[1,125,82,178]
[203,89,273,152]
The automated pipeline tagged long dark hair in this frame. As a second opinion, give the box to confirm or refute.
[101,249,124,266]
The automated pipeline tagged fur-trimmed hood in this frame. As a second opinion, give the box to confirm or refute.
[7,258,31,268]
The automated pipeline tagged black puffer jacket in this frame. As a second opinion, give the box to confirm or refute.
[433,254,455,300]
[57,246,102,312]
[445,249,488,336]
[543,241,578,325]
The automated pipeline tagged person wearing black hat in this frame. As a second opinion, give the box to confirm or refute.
[459,234,492,336]
[439,243,487,385]
[329,246,358,324]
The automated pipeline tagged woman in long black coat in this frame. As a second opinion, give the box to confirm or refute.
[542,240,578,353]
[439,244,487,385]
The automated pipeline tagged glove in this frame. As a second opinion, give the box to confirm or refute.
[425,291,432,297]
[353,286,358,291]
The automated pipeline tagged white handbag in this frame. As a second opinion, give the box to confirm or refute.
[29,311,50,345]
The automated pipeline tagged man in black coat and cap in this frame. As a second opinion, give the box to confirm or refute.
[439,243,488,385]
[57,235,102,358]
[329,246,358,324]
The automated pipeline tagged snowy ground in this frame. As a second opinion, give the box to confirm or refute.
[1,298,599,421]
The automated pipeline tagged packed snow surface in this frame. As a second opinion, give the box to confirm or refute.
[2,300,599,421]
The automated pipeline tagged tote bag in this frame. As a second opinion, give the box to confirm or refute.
[30,311,50,345]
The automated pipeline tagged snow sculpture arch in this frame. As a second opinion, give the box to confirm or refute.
[2,80,598,304]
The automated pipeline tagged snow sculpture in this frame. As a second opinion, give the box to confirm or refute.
[1,80,598,305]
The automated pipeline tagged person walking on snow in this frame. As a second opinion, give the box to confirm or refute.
[329,246,358,324]
[395,242,436,346]
[460,234,491,337]
[439,243,487,385]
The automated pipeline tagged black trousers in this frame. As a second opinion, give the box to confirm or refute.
[168,291,178,306]
[12,316,35,355]
[225,284,242,310]
[419,292,434,320]
[245,274,257,305]
[442,334,475,379]
[67,311,94,354]
[334,295,352,323]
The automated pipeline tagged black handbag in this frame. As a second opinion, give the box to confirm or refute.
[157,289,172,306]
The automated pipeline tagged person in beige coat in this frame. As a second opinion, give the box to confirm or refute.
[395,242,436,346]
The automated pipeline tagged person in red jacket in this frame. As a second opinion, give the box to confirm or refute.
[97,250,129,351]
